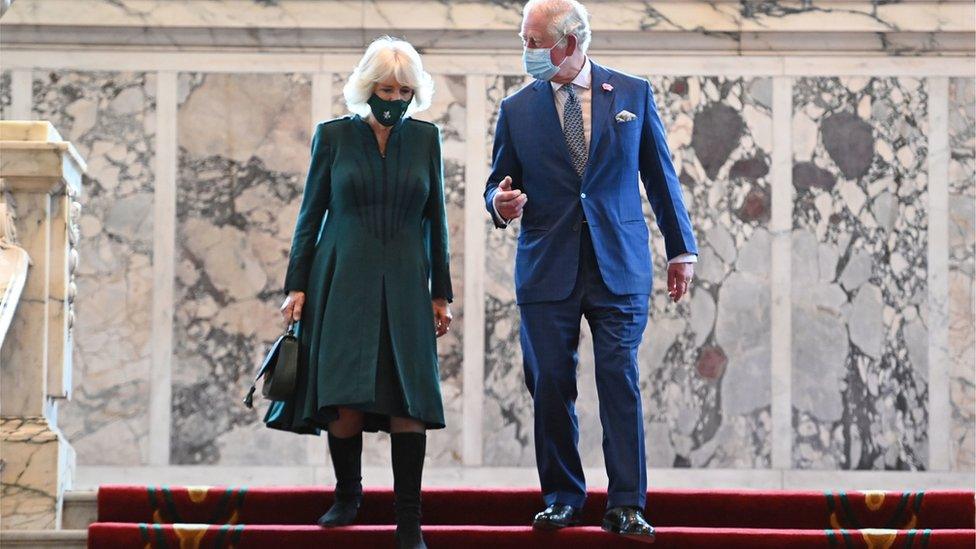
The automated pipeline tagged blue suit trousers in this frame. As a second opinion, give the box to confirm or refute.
[519,225,649,510]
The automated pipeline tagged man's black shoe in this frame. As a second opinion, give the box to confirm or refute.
[602,506,655,543]
[532,504,580,530]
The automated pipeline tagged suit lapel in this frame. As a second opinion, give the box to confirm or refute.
[531,79,576,174]
[587,61,615,168]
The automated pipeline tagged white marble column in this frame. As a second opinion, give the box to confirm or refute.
[462,74,487,466]
[770,76,794,469]
[149,71,176,466]
[926,77,951,472]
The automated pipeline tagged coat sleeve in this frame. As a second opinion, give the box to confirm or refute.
[484,100,523,229]
[638,80,699,261]
[283,123,332,295]
[425,125,454,303]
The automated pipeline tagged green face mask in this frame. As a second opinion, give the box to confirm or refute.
[367,94,410,126]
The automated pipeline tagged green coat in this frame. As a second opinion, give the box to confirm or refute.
[264,114,453,435]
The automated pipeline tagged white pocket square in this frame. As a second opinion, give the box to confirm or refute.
[615,110,637,123]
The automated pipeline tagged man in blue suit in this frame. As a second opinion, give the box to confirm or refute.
[485,0,698,541]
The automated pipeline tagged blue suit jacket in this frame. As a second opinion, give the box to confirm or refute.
[484,61,699,304]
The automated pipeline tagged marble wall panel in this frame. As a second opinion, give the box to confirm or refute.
[329,72,467,467]
[482,75,535,467]
[172,72,312,465]
[11,56,969,475]
[32,70,156,465]
[791,77,929,470]
[640,76,773,468]
[948,77,975,472]
[416,74,467,467]
[1,70,11,119]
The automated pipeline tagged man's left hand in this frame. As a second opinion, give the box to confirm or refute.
[667,262,694,303]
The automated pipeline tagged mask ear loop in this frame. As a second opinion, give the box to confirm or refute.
[548,21,583,72]
[552,21,582,51]
[548,25,578,72]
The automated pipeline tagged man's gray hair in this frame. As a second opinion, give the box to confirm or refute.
[523,0,592,52]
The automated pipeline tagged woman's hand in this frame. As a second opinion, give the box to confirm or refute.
[432,298,452,338]
[280,291,306,324]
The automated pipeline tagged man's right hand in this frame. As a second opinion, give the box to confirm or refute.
[493,176,527,222]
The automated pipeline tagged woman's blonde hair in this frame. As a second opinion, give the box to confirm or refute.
[342,36,434,118]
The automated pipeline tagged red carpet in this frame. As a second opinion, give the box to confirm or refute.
[88,486,976,548]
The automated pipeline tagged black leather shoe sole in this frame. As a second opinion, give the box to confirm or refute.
[601,520,656,543]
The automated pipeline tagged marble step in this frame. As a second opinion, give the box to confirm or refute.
[63,490,97,530]
[0,529,87,548]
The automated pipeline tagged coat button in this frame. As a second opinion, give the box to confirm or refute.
[580,192,587,199]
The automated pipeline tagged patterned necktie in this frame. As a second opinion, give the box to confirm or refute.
[561,84,588,177]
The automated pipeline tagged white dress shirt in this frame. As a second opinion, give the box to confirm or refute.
[551,57,594,145]
[492,57,696,265]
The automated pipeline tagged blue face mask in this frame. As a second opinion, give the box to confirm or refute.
[522,34,569,81]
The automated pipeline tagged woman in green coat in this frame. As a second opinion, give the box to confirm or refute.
[267,36,453,549]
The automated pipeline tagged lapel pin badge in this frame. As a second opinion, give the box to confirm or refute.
[602,83,614,92]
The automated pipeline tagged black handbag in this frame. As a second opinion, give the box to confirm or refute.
[243,321,299,408]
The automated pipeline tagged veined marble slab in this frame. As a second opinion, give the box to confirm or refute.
[3,1,972,33]
[640,76,773,468]
[414,74,468,467]
[2,1,971,55]
[947,77,975,472]
[791,76,930,470]
[481,75,533,467]
[171,72,313,466]
[3,51,975,78]
[32,70,157,466]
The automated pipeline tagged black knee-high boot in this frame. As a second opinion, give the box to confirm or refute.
[318,432,363,527]
[391,432,427,549]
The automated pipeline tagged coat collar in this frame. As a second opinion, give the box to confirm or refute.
[531,77,577,182]
[586,61,616,166]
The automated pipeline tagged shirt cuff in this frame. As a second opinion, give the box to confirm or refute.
[668,253,698,264]
[490,195,509,228]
